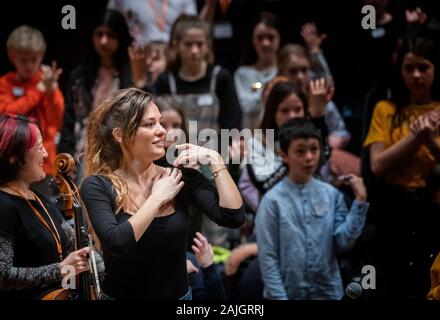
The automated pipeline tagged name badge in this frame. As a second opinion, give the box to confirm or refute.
[12,86,25,98]
[197,94,214,107]
[371,27,386,39]
[213,22,233,39]
[312,200,328,217]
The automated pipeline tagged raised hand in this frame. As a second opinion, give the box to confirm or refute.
[38,61,62,94]
[300,22,327,54]
[191,232,214,269]
[129,44,148,87]
[308,77,331,117]
[174,143,223,167]
[405,7,428,25]
[340,174,367,202]
[128,44,159,88]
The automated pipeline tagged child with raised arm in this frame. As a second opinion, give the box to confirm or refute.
[0,25,64,186]
[186,232,227,300]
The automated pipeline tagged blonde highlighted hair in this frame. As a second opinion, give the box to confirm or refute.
[7,25,46,54]
[84,88,153,213]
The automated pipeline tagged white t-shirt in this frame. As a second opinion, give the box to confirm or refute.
[108,0,197,45]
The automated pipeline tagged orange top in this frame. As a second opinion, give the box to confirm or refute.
[0,70,65,176]
[363,100,440,189]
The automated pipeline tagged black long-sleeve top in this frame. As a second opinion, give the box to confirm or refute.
[0,191,71,300]
[80,168,245,299]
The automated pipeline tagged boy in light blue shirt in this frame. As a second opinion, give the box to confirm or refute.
[255,118,369,300]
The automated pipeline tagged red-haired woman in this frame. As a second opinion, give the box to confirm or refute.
[0,114,95,300]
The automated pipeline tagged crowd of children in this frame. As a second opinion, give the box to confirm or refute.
[1,0,440,300]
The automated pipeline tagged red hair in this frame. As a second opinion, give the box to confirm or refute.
[0,114,39,184]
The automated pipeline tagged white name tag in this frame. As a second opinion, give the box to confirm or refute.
[197,94,214,107]
[213,22,233,39]
[371,27,386,39]
[12,86,25,98]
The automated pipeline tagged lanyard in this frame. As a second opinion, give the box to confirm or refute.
[7,185,63,262]
[149,0,169,32]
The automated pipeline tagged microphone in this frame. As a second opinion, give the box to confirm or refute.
[344,280,363,300]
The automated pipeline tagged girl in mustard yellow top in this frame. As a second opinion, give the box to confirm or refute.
[364,36,440,300]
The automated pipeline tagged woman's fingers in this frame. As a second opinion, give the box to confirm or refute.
[176,149,191,160]
[175,155,191,166]
[175,143,191,151]
[77,264,90,272]
[174,148,193,165]
[195,232,207,245]
[193,238,203,248]
[192,245,200,255]
[174,168,182,181]
[77,246,91,256]
[170,167,182,180]
[176,181,184,191]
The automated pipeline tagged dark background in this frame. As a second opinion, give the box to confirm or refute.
[1,0,439,151]
[1,0,439,92]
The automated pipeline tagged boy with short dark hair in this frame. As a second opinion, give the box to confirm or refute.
[255,118,369,299]
[0,25,64,178]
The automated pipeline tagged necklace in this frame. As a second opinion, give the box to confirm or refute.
[6,185,63,262]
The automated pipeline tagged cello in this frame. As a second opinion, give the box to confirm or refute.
[42,153,101,300]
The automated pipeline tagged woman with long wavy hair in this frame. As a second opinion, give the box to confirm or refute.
[80,88,245,300]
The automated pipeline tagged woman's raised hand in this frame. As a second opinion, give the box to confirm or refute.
[173,144,223,167]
